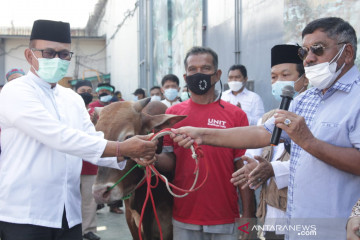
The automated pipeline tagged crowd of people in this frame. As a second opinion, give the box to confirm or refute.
[0,16,359,240]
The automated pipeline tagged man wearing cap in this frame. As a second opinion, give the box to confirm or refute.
[5,68,25,82]
[75,80,93,108]
[240,44,308,240]
[171,17,360,239]
[88,82,115,115]
[0,19,157,240]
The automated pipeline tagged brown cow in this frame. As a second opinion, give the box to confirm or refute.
[92,98,185,240]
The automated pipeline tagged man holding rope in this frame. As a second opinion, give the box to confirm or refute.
[156,46,256,240]
[0,19,157,240]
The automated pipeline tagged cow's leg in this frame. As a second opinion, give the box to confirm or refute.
[124,199,142,240]
[156,201,173,240]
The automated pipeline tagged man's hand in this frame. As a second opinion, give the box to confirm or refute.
[236,102,242,109]
[133,156,157,167]
[248,155,274,190]
[347,216,360,240]
[231,155,274,190]
[274,109,315,148]
[120,134,157,161]
[230,156,258,188]
[170,127,202,148]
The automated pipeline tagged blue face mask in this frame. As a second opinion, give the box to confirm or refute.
[180,91,190,101]
[164,88,178,101]
[32,51,70,83]
[271,75,304,101]
[272,81,295,102]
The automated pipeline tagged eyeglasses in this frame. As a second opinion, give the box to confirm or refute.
[31,48,73,60]
[298,42,347,60]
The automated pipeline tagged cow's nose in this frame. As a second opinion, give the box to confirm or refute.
[92,184,111,204]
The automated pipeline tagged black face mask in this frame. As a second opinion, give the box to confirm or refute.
[185,72,216,95]
[80,92,93,105]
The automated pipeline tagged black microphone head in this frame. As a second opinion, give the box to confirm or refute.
[281,85,295,98]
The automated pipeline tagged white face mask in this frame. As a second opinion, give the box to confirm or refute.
[228,81,243,92]
[151,95,161,102]
[305,44,346,90]
[164,88,178,101]
[100,94,112,102]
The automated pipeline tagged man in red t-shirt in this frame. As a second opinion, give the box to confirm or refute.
[88,82,115,117]
[157,46,256,240]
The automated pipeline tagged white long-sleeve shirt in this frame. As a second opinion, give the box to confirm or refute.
[221,88,264,126]
[246,118,289,234]
[0,72,124,228]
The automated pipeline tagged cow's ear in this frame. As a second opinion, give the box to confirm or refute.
[133,98,151,113]
[141,113,187,132]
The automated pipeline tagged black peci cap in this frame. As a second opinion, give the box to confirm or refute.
[30,19,71,43]
[75,80,92,91]
[271,44,302,67]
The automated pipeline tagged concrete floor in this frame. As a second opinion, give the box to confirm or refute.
[95,206,132,240]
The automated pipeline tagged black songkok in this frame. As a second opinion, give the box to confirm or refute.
[271,44,302,67]
[75,80,92,91]
[30,19,71,43]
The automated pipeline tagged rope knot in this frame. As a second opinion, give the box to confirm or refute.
[193,143,204,159]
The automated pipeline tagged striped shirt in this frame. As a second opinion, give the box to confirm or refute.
[264,66,360,239]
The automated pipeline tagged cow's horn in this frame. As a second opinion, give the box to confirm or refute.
[133,97,151,112]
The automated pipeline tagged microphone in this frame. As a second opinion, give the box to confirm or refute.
[270,85,295,146]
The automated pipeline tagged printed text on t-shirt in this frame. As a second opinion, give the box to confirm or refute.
[208,118,226,128]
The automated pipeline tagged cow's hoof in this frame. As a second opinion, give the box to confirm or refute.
[110,207,124,214]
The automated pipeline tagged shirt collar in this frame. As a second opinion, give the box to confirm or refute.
[228,87,248,96]
[329,65,359,93]
[28,71,57,91]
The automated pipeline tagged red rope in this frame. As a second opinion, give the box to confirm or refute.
[137,128,208,240]
[138,167,163,240]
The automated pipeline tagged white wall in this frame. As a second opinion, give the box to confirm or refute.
[4,38,29,78]
[97,0,139,101]
[71,38,107,80]
[205,0,284,111]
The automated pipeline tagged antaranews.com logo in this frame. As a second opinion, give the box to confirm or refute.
[236,217,348,239]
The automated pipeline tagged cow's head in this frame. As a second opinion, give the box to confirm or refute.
[92,98,185,204]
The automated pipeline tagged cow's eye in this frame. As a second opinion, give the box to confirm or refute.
[124,135,134,140]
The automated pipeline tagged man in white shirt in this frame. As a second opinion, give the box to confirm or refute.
[221,65,264,125]
[0,19,156,240]
[150,86,163,101]
[161,74,181,107]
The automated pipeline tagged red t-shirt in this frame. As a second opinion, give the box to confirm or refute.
[163,98,249,225]
[88,100,106,116]
[81,101,105,175]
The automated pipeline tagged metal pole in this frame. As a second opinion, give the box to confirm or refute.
[234,0,241,64]
[202,0,208,46]
[148,0,154,89]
